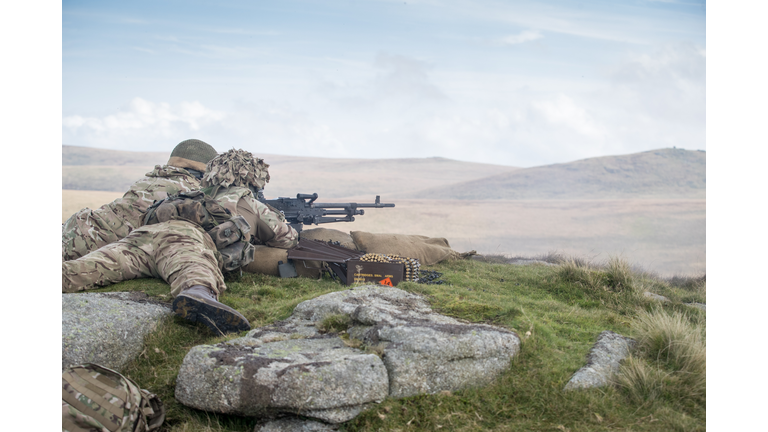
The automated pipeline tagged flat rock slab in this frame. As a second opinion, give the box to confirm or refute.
[62,292,171,372]
[177,285,520,423]
[686,303,706,311]
[564,330,635,390]
[255,418,338,432]
[643,291,670,302]
[175,336,388,423]
[509,259,556,266]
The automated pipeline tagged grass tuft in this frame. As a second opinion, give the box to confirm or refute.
[604,256,635,293]
[317,313,351,334]
[632,308,705,371]
[614,308,706,410]
[614,356,671,403]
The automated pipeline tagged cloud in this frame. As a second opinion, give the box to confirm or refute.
[500,30,542,45]
[63,98,226,148]
[63,42,704,167]
[372,53,448,102]
[531,94,607,138]
[608,41,705,84]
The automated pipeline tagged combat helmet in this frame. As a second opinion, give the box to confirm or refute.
[167,139,219,173]
[202,149,270,198]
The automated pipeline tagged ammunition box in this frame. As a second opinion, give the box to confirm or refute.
[346,259,404,286]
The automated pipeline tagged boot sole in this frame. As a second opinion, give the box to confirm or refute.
[172,294,251,335]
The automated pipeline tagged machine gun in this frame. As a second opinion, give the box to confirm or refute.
[259,193,395,233]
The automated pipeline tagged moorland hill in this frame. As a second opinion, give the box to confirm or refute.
[62,146,704,200]
[62,145,517,198]
[401,148,705,200]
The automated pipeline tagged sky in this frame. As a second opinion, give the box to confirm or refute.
[62,0,706,167]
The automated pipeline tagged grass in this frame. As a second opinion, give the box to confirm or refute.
[614,308,706,410]
[83,255,705,432]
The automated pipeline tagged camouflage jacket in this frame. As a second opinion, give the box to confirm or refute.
[212,187,299,249]
[107,165,201,230]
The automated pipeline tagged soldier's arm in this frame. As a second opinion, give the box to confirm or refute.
[237,196,299,249]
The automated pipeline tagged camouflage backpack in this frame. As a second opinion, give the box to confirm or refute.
[143,190,255,271]
[62,363,165,432]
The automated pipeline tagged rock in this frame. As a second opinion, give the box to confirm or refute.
[643,291,670,302]
[326,287,521,398]
[686,302,706,311]
[509,259,555,266]
[255,418,338,432]
[62,292,171,372]
[175,336,389,423]
[176,285,520,423]
[564,330,635,390]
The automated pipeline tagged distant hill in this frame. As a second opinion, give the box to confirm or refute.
[398,148,705,200]
[63,146,171,166]
[62,145,518,198]
[62,146,704,200]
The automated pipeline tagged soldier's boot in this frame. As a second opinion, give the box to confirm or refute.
[172,285,251,335]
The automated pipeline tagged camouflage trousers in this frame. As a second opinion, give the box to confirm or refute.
[62,220,226,297]
[62,206,134,262]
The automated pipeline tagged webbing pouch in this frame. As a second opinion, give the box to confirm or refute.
[220,241,255,272]
[206,215,251,249]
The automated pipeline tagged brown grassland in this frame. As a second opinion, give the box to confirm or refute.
[62,145,705,277]
[63,191,705,276]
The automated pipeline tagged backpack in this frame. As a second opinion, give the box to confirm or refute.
[143,190,255,271]
[62,363,165,432]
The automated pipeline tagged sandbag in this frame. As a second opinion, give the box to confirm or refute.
[241,246,287,276]
[241,246,324,278]
[300,228,358,251]
[350,231,463,266]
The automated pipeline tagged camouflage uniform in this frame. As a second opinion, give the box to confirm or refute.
[62,148,288,334]
[212,186,299,249]
[62,220,225,297]
[62,165,201,262]
[201,148,298,249]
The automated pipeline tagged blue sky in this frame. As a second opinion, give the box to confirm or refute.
[62,0,706,166]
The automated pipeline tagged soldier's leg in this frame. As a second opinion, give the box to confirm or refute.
[62,240,154,293]
[62,207,132,262]
[145,220,226,297]
[138,221,248,334]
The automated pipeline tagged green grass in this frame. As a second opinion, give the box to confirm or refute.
[86,257,705,432]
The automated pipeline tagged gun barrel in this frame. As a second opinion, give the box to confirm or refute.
[314,202,395,208]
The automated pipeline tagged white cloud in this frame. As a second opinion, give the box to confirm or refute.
[63,43,704,167]
[531,94,607,138]
[500,30,542,45]
[63,98,226,148]
[608,42,705,84]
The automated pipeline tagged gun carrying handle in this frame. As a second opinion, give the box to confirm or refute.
[296,193,318,204]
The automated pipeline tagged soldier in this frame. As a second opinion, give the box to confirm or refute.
[200,148,299,249]
[62,139,218,261]
[62,149,298,335]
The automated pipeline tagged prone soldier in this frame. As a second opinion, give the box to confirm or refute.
[62,149,297,335]
[62,139,218,261]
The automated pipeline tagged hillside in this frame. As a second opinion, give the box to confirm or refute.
[63,146,705,200]
[89,256,706,431]
[61,146,706,276]
[63,146,171,166]
[62,145,517,198]
[399,148,705,200]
